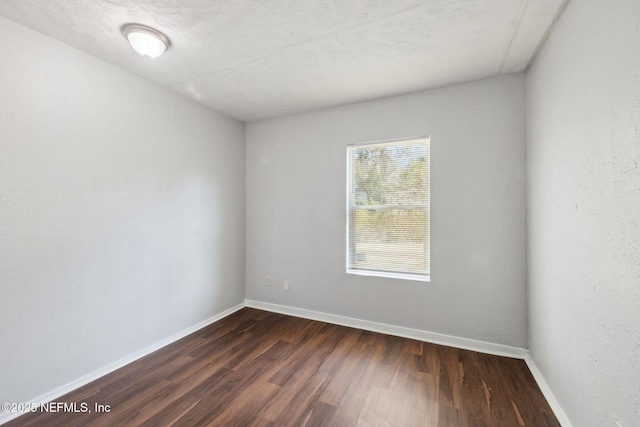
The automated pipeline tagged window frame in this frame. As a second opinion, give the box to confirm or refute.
[346,136,430,282]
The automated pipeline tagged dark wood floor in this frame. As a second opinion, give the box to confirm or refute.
[6,308,559,426]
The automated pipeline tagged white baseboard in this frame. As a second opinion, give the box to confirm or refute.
[244,299,528,359]
[525,354,573,427]
[0,303,244,426]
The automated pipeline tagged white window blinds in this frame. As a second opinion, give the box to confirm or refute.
[347,137,430,280]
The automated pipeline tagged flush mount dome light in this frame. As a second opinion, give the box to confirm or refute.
[121,24,170,58]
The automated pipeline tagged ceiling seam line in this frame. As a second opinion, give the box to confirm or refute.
[167,1,444,88]
[497,0,532,75]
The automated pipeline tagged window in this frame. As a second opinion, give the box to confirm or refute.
[346,137,430,281]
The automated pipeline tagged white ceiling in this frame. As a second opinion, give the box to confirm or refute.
[0,0,564,122]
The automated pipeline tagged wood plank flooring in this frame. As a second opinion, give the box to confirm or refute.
[5,308,560,426]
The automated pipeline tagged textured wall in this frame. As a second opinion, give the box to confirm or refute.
[246,75,527,348]
[526,0,640,425]
[0,16,245,405]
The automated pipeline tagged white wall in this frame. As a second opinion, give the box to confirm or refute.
[246,75,527,348]
[526,0,640,425]
[0,16,245,406]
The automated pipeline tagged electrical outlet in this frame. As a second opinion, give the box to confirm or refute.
[266,275,271,286]
[283,280,290,292]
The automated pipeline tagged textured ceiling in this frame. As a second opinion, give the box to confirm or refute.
[0,0,564,122]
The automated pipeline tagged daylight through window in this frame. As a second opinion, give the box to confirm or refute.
[346,137,430,281]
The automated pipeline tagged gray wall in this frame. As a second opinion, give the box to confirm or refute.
[246,75,527,348]
[0,16,246,405]
[526,0,640,425]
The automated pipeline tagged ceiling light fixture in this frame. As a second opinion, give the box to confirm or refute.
[121,24,170,58]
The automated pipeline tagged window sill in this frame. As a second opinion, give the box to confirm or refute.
[346,269,430,282]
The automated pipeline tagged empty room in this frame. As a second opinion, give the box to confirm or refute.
[1,0,638,426]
